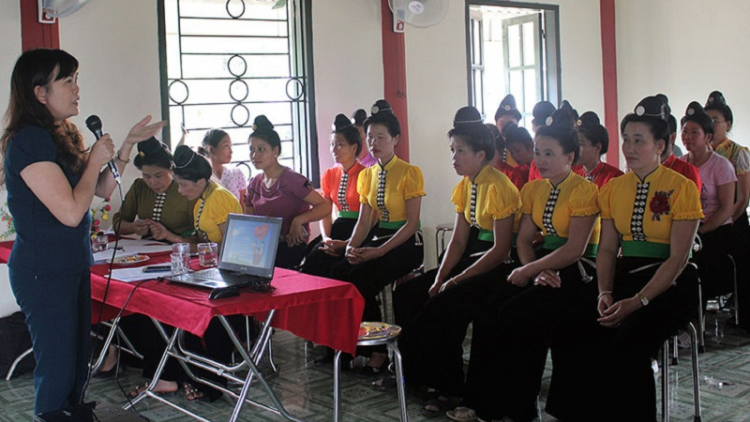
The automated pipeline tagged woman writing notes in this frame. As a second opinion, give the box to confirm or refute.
[0,49,164,415]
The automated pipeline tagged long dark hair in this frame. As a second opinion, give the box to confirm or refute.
[1,49,87,186]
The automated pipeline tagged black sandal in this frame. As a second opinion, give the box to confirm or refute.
[420,393,460,418]
[371,375,397,392]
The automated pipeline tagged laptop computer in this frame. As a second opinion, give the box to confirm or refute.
[166,213,282,292]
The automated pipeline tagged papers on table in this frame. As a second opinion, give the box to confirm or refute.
[92,239,173,262]
[107,267,170,283]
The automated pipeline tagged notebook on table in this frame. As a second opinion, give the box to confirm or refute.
[166,213,282,292]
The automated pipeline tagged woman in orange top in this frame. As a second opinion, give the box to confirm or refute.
[302,114,369,276]
[576,111,623,188]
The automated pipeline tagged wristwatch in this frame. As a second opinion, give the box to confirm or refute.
[636,292,649,307]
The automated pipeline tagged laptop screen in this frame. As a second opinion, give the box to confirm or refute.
[218,214,282,277]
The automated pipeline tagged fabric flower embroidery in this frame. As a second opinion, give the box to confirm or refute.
[650,190,673,221]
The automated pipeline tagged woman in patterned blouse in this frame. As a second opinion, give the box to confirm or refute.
[546,96,703,421]
[329,99,425,376]
[464,114,600,422]
[111,137,195,242]
[389,106,523,417]
[302,114,369,276]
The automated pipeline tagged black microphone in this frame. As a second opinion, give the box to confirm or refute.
[85,115,121,185]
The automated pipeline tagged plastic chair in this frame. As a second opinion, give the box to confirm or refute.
[333,322,407,422]
[661,322,702,422]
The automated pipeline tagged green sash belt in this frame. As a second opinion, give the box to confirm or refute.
[621,240,670,259]
[338,211,359,219]
[379,220,422,230]
[543,235,598,258]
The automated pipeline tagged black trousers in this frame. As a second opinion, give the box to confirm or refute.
[301,218,368,277]
[693,224,734,305]
[392,228,493,329]
[398,263,521,397]
[546,258,699,422]
[329,227,424,323]
[465,257,596,422]
[729,216,750,329]
[118,314,181,382]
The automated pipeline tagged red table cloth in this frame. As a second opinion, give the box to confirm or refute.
[0,241,364,355]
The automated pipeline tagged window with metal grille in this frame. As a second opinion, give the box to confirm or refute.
[158,0,318,184]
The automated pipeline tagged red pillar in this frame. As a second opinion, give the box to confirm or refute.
[20,0,60,51]
[380,0,410,162]
[600,0,619,166]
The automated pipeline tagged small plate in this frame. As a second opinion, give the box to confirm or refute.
[108,254,150,265]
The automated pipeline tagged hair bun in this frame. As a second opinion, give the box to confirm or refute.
[559,100,579,121]
[333,113,354,132]
[252,115,274,132]
[351,109,367,126]
[137,137,166,155]
[706,90,727,107]
[634,96,668,121]
[173,145,197,169]
[371,99,393,116]
[655,93,672,115]
[547,107,576,130]
[532,101,556,126]
[453,106,483,127]
[576,111,600,128]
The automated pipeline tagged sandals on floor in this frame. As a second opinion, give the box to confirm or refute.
[447,406,477,422]
[420,393,461,418]
[182,382,206,402]
[126,382,178,399]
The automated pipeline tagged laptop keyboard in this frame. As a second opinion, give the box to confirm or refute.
[195,268,268,285]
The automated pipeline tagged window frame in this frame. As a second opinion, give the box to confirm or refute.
[156,0,320,185]
[464,0,562,118]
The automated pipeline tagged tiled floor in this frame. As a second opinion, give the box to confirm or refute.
[3,312,750,421]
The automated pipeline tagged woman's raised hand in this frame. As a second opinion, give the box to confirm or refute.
[123,116,167,146]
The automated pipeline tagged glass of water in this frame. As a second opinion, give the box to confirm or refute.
[197,242,218,267]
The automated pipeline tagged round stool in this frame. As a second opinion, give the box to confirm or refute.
[334,322,408,421]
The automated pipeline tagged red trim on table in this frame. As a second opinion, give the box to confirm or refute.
[381,0,410,162]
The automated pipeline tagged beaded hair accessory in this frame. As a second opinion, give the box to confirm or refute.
[174,148,196,169]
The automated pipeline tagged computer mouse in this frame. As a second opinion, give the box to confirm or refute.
[209,287,240,300]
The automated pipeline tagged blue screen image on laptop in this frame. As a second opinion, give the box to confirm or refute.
[220,215,280,273]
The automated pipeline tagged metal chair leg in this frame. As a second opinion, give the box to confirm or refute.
[662,339,670,422]
[389,342,409,422]
[729,255,739,326]
[333,350,342,422]
[688,323,702,422]
[5,347,33,381]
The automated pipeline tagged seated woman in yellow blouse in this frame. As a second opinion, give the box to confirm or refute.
[461,116,600,422]
[390,106,523,417]
[172,145,242,244]
[329,99,425,376]
[545,96,703,422]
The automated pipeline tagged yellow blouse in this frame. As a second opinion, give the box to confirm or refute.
[599,165,703,246]
[195,181,243,244]
[451,165,521,233]
[520,172,600,248]
[358,155,425,223]
[713,138,750,176]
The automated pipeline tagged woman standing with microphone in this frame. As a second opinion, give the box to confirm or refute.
[0,49,163,415]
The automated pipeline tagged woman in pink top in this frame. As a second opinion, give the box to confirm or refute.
[245,115,330,269]
[681,101,737,302]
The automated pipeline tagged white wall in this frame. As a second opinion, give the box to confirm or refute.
[404,0,604,268]
[616,0,750,149]
[59,0,163,216]
[311,0,385,173]
[0,1,22,224]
